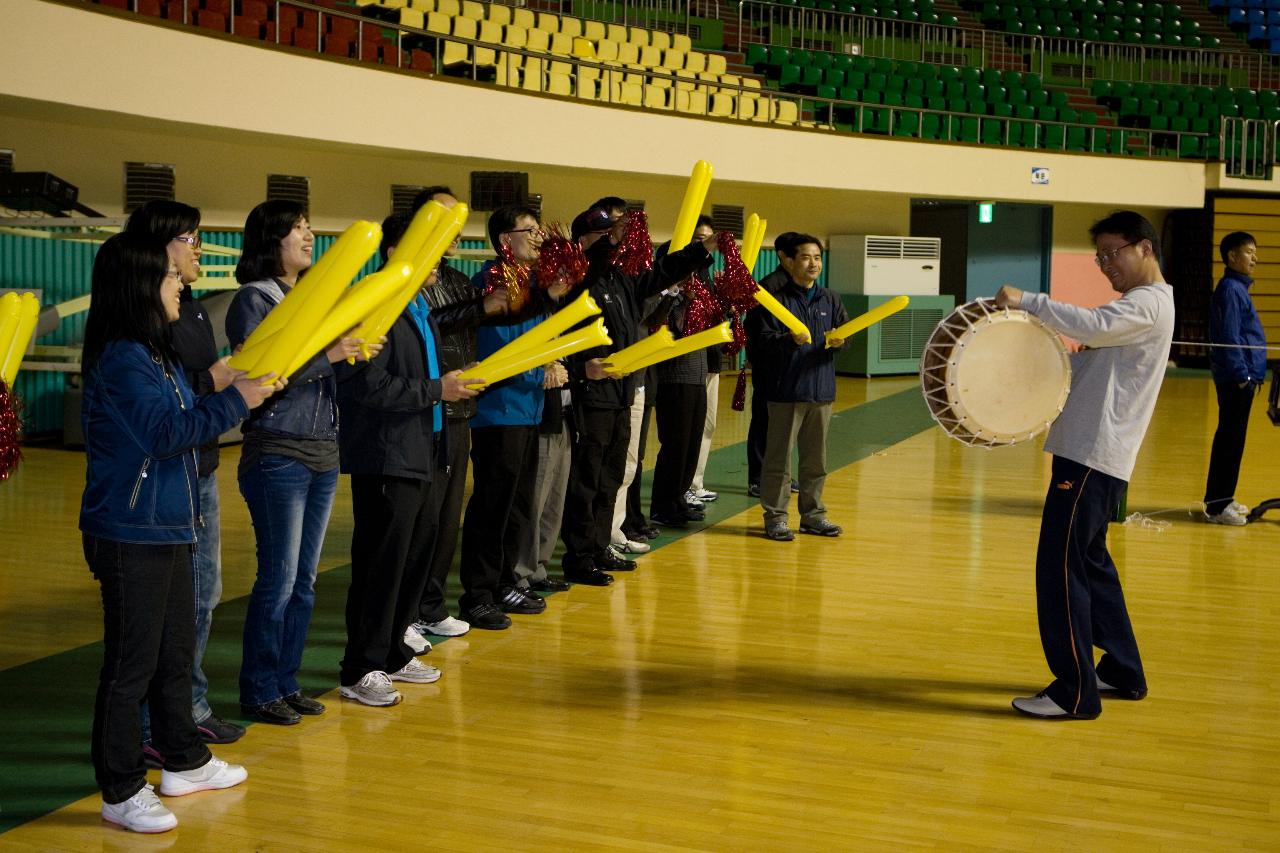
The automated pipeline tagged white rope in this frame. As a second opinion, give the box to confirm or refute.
[1172,340,1280,351]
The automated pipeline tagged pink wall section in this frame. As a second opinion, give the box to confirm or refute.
[1050,252,1119,307]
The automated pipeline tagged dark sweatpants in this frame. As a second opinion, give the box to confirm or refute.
[562,405,630,573]
[459,425,538,610]
[418,416,470,623]
[1203,381,1255,515]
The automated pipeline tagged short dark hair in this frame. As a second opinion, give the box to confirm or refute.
[410,185,456,214]
[236,200,308,284]
[124,199,201,242]
[82,232,174,373]
[1089,211,1160,262]
[772,231,800,257]
[591,196,628,214]
[695,214,715,231]
[487,204,538,252]
[380,212,412,264]
[1219,231,1256,265]
[780,233,824,258]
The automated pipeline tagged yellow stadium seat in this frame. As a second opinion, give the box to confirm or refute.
[512,8,535,28]
[426,11,450,34]
[380,0,408,10]
[408,0,434,10]
[595,40,620,63]
[548,32,573,55]
[548,72,573,96]
[705,53,727,76]
[638,46,662,68]
[671,33,691,52]
[774,100,799,125]
[607,24,628,43]
[643,85,669,109]
[522,58,545,91]
[399,7,425,29]
[683,51,707,74]
[576,77,599,100]
[617,42,640,65]
[742,77,762,90]
[527,29,551,53]
[582,20,606,41]
[650,31,671,51]
[536,12,559,33]
[502,24,527,49]
[451,14,476,38]
[436,0,459,16]
[673,69,698,91]
[477,19,502,47]
[709,92,734,117]
[559,16,582,38]
[441,39,468,67]
[571,37,595,58]
[662,49,684,70]
[618,81,643,106]
[495,53,522,86]
[684,90,709,115]
[648,74,672,89]
[549,59,573,77]
[628,28,649,47]
[460,0,483,20]
[488,4,511,26]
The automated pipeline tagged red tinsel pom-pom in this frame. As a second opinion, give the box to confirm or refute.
[682,268,722,337]
[485,243,531,313]
[536,225,589,291]
[614,210,653,276]
[0,380,24,481]
[713,231,759,316]
[730,368,748,412]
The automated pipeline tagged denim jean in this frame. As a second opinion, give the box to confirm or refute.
[85,535,210,804]
[141,471,223,740]
[237,454,338,708]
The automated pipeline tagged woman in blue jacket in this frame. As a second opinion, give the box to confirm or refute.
[80,233,280,833]
[226,201,373,726]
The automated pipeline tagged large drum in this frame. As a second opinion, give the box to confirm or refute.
[920,299,1071,447]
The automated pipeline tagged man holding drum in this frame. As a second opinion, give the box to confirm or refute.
[994,210,1174,720]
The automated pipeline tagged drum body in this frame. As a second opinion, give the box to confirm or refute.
[920,300,1071,447]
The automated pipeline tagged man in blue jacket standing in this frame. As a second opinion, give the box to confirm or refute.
[1203,231,1267,525]
[747,234,848,542]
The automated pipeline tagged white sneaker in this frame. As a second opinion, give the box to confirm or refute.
[159,755,248,797]
[683,491,705,508]
[1229,500,1250,516]
[102,784,177,833]
[691,488,718,502]
[403,625,432,654]
[390,657,442,684]
[612,538,651,554]
[1205,505,1248,526]
[414,616,470,637]
[340,671,403,706]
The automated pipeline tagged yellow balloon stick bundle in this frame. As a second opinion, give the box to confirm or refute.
[603,326,676,376]
[607,321,733,376]
[471,317,612,388]
[753,288,811,344]
[824,295,910,348]
[228,220,382,378]
[350,201,470,361]
[0,292,40,387]
[481,290,602,367]
[740,213,768,272]
[668,160,714,252]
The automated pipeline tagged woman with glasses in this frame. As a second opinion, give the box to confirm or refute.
[123,200,247,751]
[226,201,373,726]
[81,233,280,832]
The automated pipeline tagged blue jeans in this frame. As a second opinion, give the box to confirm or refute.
[237,454,337,708]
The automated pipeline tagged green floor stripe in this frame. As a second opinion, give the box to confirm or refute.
[0,385,931,834]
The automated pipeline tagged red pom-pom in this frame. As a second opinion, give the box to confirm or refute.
[730,368,748,412]
[485,243,531,313]
[615,210,653,276]
[0,380,24,481]
[682,269,722,336]
[536,224,589,291]
[713,231,760,317]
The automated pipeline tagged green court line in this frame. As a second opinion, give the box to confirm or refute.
[0,385,933,834]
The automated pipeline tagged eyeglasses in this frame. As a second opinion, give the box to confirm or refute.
[502,227,545,237]
[172,235,202,250]
[1094,241,1137,267]
[165,269,183,280]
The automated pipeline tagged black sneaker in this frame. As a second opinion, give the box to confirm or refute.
[564,566,614,586]
[196,714,246,744]
[530,576,571,593]
[799,519,842,537]
[283,692,325,715]
[649,512,688,529]
[747,483,761,498]
[790,480,800,493]
[241,698,301,726]
[466,602,513,630]
[500,586,546,614]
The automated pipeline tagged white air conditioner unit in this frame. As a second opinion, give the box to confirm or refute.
[827,235,941,295]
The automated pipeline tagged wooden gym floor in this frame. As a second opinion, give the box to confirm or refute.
[0,372,1277,851]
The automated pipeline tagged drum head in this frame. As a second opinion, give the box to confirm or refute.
[920,301,1071,447]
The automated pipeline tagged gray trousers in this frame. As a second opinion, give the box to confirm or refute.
[514,418,572,586]
[761,401,832,526]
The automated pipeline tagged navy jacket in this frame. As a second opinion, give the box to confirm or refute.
[80,340,249,545]
[1209,269,1267,384]
[747,279,849,404]
[226,279,338,440]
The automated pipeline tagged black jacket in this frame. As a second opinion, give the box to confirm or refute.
[566,241,712,410]
[421,261,488,420]
[170,286,222,475]
[653,242,716,386]
[746,279,849,404]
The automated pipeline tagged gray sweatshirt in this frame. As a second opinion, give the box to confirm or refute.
[1021,283,1174,482]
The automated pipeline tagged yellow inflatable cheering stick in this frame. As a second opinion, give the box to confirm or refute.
[0,292,40,387]
[607,322,733,376]
[824,295,910,348]
[602,326,676,376]
[470,317,612,388]
[668,160,714,252]
[740,214,767,272]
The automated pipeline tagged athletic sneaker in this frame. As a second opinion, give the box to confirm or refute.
[141,742,164,769]
[102,784,177,833]
[340,671,403,706]
[403,625,432,653]
[690,488,718,502]
[390,657,442,684]
[1230,500,1250,516]
[1205,505,1248,526]
[612,538,651,554]
[196,714,245,745]
[413,616,470,637]
[684,493,705,509]
[158,755,248,797]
